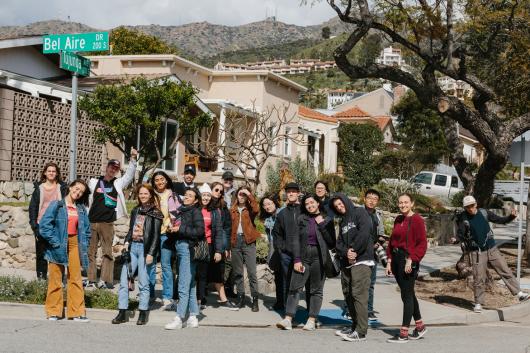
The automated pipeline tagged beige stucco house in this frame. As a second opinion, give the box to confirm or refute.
[86,54,307,191]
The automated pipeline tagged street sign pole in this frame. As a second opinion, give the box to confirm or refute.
[69,72,78,182]
[517,136,525,283]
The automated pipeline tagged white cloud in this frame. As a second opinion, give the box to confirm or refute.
[0,0,336,28]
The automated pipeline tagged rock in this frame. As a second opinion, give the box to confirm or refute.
[11,207,29,228]
[1,259,10,267]
[2,183,13,198]
[0,212,10,223]
[0,205,11,212]
[7,238,18,248]
[115,224,129,234]
[13,254,26,263]
[25,225,34,236]
[24,182,35,196]
[12,181,22,192]
[19,236,35,253]
[0,224,7,232]
[0,242,6,250]
[0,232,7,241]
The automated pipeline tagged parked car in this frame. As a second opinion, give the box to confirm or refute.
[412,171,463,199]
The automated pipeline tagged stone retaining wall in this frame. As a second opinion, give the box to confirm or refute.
[0,205,129,271]
[0,182,35,203]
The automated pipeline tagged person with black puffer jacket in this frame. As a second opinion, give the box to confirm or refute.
[271,182,302,307]
[112,183,163,326]
[330,193,374,343]
[165,188,204,330]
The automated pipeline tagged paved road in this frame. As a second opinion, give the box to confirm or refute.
[2,317,530,353]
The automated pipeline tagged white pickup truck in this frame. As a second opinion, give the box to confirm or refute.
[411,171,464,199]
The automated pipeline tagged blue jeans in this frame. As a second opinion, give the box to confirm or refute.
[368,262,377,314]
[175,240,199,318]
[148,234,174,300]
[118,242,151,311]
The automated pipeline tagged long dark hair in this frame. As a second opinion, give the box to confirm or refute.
[150,170,174,192]
[232,186,253,210]
[68,179,90,206]
[210,181,226,209]
[301,193,322,216]
[40,162,63,184]
[259,193,280,220]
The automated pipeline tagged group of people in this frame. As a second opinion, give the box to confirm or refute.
[28,152,529,343]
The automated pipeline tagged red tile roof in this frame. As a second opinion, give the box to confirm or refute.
[372,116,392,130]
[298,105,338,123]
[333,106,371,119]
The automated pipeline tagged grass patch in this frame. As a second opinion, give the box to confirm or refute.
[0,275,138,310]
[0,202,29,207]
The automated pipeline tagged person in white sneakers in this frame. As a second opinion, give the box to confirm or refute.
[454,195,529,313]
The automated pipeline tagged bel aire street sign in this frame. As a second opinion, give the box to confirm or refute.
[43,32,109,53]
[60,51,91,77]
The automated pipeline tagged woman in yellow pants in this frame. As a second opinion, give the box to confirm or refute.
[39,179,91,321]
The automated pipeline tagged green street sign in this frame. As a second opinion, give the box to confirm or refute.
[43,32,109,53]
[60,51,91,76]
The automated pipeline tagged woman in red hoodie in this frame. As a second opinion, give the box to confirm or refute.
[386,193,427,343]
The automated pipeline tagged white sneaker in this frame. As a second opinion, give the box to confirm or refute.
[473,304,482,313]
[518,291,529,302]
[72,316,90,323]
[186,315,199,328]
[162,299,174,311]
[165,316,183,330]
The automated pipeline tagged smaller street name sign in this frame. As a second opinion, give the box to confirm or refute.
[60,51,91,77]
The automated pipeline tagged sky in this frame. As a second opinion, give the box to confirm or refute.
[0,0,337,28]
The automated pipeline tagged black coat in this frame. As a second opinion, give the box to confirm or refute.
[29,181,68,233]
[125,205,163,258]
[330,193,373,267]
[294,213,336,264]
[176,204,205,246]
[219,206,232,251]
[272,203,301,256]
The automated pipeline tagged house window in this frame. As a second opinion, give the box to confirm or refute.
[284,127,292,156]
[161,121,178,171]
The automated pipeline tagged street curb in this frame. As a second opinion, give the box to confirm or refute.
[2,299,530,328]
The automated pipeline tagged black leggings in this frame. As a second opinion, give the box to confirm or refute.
[392,249,422,327]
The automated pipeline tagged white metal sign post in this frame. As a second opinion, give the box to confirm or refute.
[517,136,525,282]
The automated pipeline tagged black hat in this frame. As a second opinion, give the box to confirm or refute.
[284,182,300,191]
[107,159,121,168]
[222,171,234,180]
[184,165,196,176]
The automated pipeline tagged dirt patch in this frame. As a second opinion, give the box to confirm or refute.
[416,246,527,311]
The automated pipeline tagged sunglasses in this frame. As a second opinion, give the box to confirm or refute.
[213,188,223,193]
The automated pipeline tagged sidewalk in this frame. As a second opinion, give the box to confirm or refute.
[2,223,529,328]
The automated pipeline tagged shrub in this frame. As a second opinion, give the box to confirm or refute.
[318,172,345,192]
[265,155,316,194]
[256,236,269,264]
[450,191,466,207]
[0,276,138,310]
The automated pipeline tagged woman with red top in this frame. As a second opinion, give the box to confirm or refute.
[39,179,91,322]
[386,193,428,343]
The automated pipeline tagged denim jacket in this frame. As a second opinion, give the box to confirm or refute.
[39,199,91,268]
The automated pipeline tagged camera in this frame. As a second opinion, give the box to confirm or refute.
[374,237,389,267]
[119,249,131,265]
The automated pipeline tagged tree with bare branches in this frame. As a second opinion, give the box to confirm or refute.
[313,0,530,206]
[194,104,304,191]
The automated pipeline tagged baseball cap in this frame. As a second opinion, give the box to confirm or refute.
[284,182,301,191]
[184,165,196,176]
[107,159,121,168]
[222,171,234,180]
[463,195,477,207]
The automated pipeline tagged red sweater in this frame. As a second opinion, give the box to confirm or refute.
[387,213,427,263]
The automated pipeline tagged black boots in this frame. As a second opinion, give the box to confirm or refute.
[112,309,127,324]
[137,310,149,325]
[252,297,259,312]
[236,294,245,309]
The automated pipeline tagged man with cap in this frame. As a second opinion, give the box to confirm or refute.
[272,182,302,307]
[453,195,529,313]
[222,171,236,209]
[86,148,138,289]
[174,165,196,196]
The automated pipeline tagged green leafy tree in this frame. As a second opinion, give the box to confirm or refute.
[79,77,211,181]
[110,27,179,55]
[315,0,530,206]
[338,123,384,188]
[265,155,317,195]
[321,26,331,39]
[392,91,449,166]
